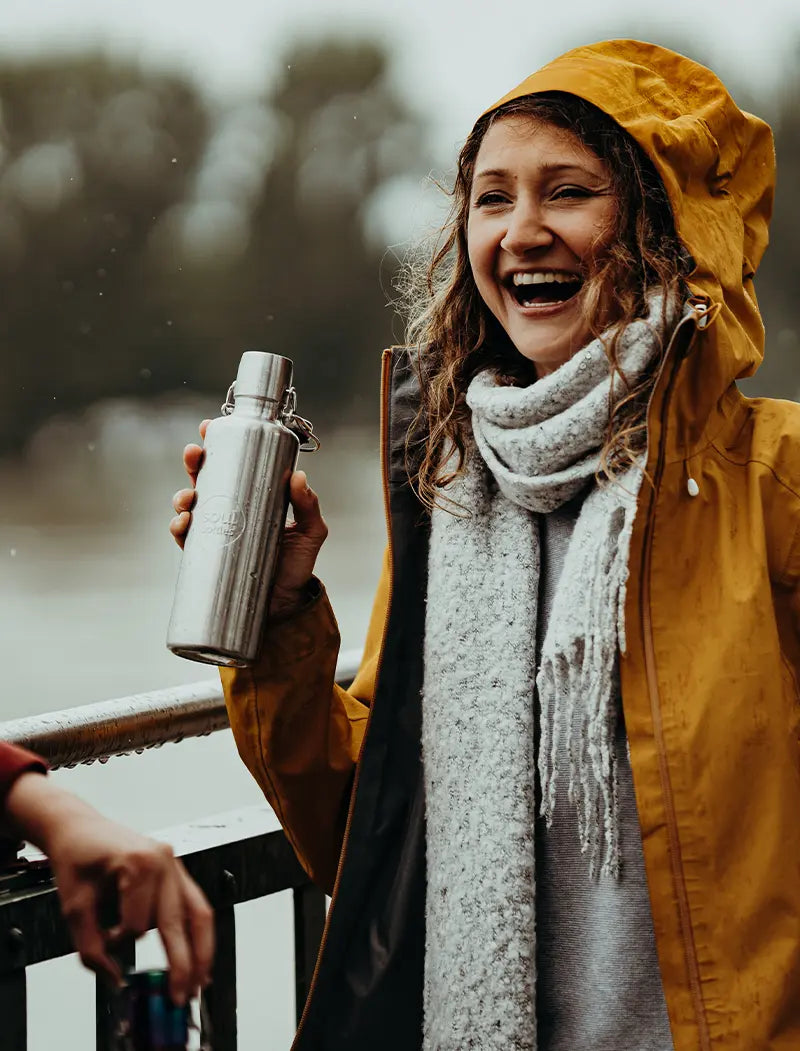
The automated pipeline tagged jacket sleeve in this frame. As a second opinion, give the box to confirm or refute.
[0,741,48,807]
[221,547,391,894]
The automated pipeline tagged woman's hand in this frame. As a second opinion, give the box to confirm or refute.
[4,772,214,1003]
[168,419,211,548]
[170,420,328,619]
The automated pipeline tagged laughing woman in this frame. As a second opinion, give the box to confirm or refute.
[172,40,800,1051]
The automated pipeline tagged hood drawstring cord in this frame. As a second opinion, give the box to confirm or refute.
[683,457,700,497]
[687,294,723,331]
[681,295,723,498]
[682,456,701,497]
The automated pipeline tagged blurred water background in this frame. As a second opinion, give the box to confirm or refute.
[1,2,799,1047]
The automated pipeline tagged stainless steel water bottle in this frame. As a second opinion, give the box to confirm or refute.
[166,351,319,667]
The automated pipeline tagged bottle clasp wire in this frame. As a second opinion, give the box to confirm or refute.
[281,386,321,452]
[219,380,319,452]
[220,383,236,416]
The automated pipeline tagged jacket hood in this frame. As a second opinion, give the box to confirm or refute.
[484,40,775,452]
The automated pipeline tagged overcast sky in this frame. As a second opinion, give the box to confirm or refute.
[0,0,797,149]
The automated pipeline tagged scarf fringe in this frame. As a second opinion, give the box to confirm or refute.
[422,295,678,1050]
[534,475,640,879]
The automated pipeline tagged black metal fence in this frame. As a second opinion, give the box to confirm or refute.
[0,650,361,1050]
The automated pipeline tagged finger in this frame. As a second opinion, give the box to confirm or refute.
[183,443,204,485]
[112,847,173,939]
[172,488,196,514]
[199,419,210,440]
[288,472,328,540]
[64,891,122,986]
[154,867,192,1005]
[176,863,214,991]
[169,512,191,548]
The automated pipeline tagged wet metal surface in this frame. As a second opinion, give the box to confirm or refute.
[0,648,362,769]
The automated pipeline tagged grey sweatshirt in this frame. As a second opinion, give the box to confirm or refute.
[535,500,675,1050]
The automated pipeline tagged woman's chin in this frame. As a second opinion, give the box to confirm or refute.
[507,323,592,378]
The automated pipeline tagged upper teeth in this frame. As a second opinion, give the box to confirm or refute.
[512,271,579,285]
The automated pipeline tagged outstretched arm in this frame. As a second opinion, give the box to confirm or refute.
[1,757,213,1004]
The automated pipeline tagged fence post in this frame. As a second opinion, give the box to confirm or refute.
[96,938,136,1050]
[292,884,326,1026]
[0,966,27,1051]
[202,904,237,1050]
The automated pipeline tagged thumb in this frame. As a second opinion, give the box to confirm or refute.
[288,472,326,537]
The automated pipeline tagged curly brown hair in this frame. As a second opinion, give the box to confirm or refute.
[400,92,690,510]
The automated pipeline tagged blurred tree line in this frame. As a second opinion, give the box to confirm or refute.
[0,36,798,456]
[0,38,424,454]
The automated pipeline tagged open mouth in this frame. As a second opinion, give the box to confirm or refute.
[507,270,583,307]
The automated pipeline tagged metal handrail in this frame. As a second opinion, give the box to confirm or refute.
[0,648,363,769]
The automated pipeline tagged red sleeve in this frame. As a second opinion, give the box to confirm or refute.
[0,741,48,806]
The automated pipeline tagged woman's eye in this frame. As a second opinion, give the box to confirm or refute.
[474,191,508,207]
[552,186,592,200]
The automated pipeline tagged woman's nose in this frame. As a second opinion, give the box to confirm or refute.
[500,202,553,256]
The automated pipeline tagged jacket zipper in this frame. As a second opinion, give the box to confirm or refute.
[291,349,396,1048]
[639,311,711,1050]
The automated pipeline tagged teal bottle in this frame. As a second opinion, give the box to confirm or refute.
[120,969,191,1050]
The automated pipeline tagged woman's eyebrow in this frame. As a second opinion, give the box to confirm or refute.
[473,167,512,182]
[539,162,605,179]
[473,162,606,183]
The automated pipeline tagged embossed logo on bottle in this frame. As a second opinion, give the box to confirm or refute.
[197,495,246,546]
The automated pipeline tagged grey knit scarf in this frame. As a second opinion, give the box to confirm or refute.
[421,296,678,1051]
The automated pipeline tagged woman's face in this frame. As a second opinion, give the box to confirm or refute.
[467,115,617,377]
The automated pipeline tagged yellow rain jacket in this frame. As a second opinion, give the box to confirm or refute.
[222,40,800,1050]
